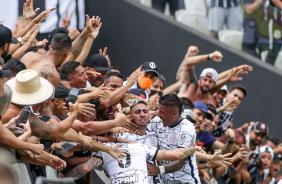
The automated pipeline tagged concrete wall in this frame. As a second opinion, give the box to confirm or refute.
[85,0,282,139]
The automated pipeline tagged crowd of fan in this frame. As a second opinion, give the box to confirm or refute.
[0,0,282,184]
[138,0,282,66]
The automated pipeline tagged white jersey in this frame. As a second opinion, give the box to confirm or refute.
[246,134,260,166]
[119,132,161,184]
[93,143,158,184]
[147,117,200,184]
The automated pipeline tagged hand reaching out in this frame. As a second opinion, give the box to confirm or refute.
[225,128,235,142]
[211,149,232,167]
[126,67,141,87]
[108,144,129,164]
[77,103,96,117]
[33,7,56,24]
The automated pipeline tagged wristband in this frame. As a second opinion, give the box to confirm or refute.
[204,163,209,168]
[17,37,25,46]
[124,84,129,91]
[158,166,165,174]
[207,54,211,60]
[228,140,235,144]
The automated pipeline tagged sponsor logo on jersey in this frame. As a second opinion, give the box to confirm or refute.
[115,174,138,184]
[171,132,179,143]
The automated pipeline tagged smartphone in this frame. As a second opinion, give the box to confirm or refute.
[56,142,77,155]
[65,87,80,108]
[16,109,31,129]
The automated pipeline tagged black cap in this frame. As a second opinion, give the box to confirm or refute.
[55,83,69,99]
[0,24,18,44]
[128,88,146,97]
[141,61,158,77]
[48,27,69,43]
[252,121,269,135]
[0,69,12,78]
[86,54,109,72]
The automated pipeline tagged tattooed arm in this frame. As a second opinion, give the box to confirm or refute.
[61,15,100,67]
[64,157,102,180]
[156,146,196,161]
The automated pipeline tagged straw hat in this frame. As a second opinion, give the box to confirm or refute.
[6,69,55,106]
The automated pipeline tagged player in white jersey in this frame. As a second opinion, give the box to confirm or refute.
[147,94,199,183]
[119,100,161,183]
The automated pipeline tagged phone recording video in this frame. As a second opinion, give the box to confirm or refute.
[16,109,31,129]
[65,87,80,108]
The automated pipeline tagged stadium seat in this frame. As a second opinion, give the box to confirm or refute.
[175,10,209,34]
[183,0,208,16]
[218,30,244,50]
[274,51,282,70]
[139,0,151,7]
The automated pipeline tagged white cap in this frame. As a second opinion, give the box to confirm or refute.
[259,145,274,160]
[220,85,228,94]
[200,68,218,83]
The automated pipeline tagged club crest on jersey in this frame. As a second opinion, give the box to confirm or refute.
[149,136,157,147]
[115,174,138,184]
[171,132,179,142]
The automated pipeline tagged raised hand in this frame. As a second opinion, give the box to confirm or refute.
[86,70,101,79]
[148,94,159,111]
[33,7,56,24]
[68,27,80,41]
[62,9,73,30]
[23,0,40,20]
[225,128,235,142]
[22,24,40,45]
[185,45,199,58]
[89,16,102,39]
[99,47,110,66]
[77,103,96,117]
[209,51,223,62]
[126,67,141,87]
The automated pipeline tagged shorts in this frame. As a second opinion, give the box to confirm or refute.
[209,6,243,32]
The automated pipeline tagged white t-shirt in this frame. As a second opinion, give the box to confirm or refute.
[93,143,158,184]
[119,132,161,184]
[246,134,260,166]
[147,117,200,184]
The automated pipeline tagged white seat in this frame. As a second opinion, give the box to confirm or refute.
[175,10,209,34]
[274,51,282,71]
[139,0,152,7]
[218,30,244,50]
[184,0,208,16]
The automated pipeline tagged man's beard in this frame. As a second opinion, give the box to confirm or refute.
[251,139,260,146]
[200,86,210,94]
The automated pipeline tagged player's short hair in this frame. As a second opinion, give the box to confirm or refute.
[60,61,81,76]
[159,94,182,114]
[50,33,72,51]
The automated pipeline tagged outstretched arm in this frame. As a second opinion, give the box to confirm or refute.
[156,146,195,161]
[63,157,102,180]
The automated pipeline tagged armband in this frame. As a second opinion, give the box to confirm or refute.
[17,37,25,46]
[158,166,165,174]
